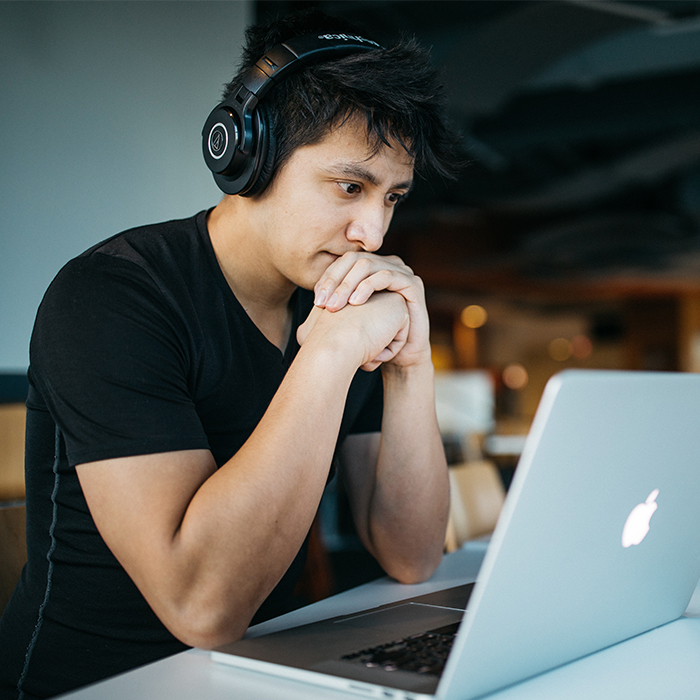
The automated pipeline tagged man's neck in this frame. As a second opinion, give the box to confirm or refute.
[207,197,296,353]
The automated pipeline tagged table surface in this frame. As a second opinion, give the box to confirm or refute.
[57,542,700,700]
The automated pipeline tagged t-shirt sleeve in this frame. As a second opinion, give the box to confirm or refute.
[346,368,383,435]
[29,253,210,466]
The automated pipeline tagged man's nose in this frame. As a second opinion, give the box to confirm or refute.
[345,204,388,252]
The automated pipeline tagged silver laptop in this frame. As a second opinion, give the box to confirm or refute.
[212,370,700,699]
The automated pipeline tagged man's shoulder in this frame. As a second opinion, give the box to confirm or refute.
[38,211,212,321]
[81,210,207,266]
[51,211,208,288]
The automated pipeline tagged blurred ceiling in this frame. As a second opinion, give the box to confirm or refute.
[256,0,700,296]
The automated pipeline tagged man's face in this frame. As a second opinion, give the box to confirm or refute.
[251,118,414,291]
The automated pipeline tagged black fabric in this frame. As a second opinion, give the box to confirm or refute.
[0,211,383,700]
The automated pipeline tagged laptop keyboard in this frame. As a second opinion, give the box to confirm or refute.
[340,622,460,676]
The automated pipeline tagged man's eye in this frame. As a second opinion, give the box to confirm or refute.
[340,182,361,195]
[387,192,406,205]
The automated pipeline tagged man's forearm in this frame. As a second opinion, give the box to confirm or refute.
[366,360,450,583]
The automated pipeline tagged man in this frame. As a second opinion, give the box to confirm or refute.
[0,9,461,699]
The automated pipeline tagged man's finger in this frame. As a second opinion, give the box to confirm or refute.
[314,253,411,309]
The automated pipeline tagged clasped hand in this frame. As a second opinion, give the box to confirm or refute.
[297,252,431,372]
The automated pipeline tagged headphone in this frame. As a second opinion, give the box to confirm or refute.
[202,33,381,197]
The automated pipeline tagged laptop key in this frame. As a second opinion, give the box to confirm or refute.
[341,624,459,676]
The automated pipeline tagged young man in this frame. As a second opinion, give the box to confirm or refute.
[0,10,461,700]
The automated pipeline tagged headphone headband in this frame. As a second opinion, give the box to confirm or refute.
[202,33,381,196]
[244,34,380,99]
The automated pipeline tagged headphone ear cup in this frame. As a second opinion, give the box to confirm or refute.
[242,104,276,197]
[211,103,268,196]
[202,106,240,175]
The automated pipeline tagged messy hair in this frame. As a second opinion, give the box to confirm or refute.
[222,9,462,188]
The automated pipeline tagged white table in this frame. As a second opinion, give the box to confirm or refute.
[57,543,700,699]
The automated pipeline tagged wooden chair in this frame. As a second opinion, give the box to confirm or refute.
[0,402,28,614]
[445,460,506,552]
[0,403,26,501]
[293,513,336,604]
[0,502,27,615]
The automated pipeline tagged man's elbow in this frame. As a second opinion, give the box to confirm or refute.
[383,550,444,586]
[163,600,252,650]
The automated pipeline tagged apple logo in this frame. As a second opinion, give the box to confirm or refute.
[622,489,659,548]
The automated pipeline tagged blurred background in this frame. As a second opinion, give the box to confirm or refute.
[270,0,700,437]
[3,0,700,604]
[5,0,700,418]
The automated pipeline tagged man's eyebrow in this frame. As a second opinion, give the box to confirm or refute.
[328,163,413,192]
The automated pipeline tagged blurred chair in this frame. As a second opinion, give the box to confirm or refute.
[445,460,506,552]
[0,404,26,501]
[0,502,27,615]
[293,513,336,604]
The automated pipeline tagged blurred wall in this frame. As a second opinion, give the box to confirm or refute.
[0,0,252,371]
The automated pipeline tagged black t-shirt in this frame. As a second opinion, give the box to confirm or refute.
[0,211,382,700]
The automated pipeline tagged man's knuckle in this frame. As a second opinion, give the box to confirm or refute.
[356,257,374,273]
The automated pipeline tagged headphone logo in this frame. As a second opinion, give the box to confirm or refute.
[208,123,228,160]
[316,33,380,47]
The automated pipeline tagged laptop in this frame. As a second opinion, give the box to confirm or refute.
[211,370,700,699]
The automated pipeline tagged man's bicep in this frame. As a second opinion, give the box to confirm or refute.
[76,449,216,588]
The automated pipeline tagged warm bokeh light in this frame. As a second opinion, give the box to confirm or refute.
[549,337,573,362]
[430,344,454,371]
[502,363,529,390]
[461,304,488,329]
[571,334,593,359]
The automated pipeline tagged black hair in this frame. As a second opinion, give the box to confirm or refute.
[222,9,462,189]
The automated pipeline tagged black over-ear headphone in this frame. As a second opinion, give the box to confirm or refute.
[202,33,380,197]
